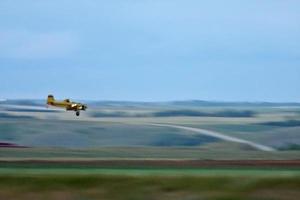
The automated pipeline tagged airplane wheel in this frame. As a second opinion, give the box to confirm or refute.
[76,111,80,116]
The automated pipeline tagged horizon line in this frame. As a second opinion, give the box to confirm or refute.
[1,98,300,104]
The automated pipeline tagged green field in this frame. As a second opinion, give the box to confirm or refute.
[1,167,300,177]
[1,147,300,160]
[0,173,299,200]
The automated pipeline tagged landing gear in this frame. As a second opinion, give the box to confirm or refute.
[76,111,80,116]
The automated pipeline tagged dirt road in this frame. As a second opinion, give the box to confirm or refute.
[150,123,276,151]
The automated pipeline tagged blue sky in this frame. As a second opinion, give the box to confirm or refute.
[0,1,299,101]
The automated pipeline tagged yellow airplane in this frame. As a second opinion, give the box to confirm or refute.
[47,95,87,116]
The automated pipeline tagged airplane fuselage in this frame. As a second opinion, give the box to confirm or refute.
[47,95,87,116]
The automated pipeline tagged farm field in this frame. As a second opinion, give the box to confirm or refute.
[0,172,299,200]
[0,159,300,200]
[0,100,300,199]
[1,101,300,150]
[1,147,300,160]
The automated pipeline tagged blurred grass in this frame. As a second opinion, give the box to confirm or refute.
[0,175,299,200]
[1,167,300,177]
[1,147,300,160]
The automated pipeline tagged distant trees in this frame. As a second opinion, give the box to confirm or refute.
[260,120,300,127]
[91,110,256,118]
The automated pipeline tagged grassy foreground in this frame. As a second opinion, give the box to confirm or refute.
[0,174,299,200]
[0,164,299,200]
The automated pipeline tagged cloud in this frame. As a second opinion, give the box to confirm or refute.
[0,30,79,59]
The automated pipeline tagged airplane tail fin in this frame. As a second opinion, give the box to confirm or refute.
[47,95,55,104]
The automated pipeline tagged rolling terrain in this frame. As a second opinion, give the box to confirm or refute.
[0,100,300,200]
[0,99,300,152]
